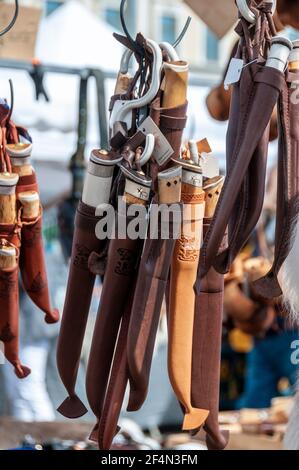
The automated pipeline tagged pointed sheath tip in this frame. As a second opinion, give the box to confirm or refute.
[98,426,121,450]
[206,429,230,451]
[89,423,99,443]
[182,409,209,431]
[126,386,147,412]
[14,364,31,379]
[45,308,60,324]
[57,395,88,419]
[251,273,282,299]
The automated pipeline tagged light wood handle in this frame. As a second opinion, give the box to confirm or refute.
[162,61,189,108]
[123,193,147,206]
[158,177,182,204]
[289,61,299,71]
[19,191,40,219]
[6,143,33,176]
[203,176,224,219]
[158,167,182,204]
[0,173,18,224]
[11,164,33,177]
[114,73,133,95]
[0,245,17,270]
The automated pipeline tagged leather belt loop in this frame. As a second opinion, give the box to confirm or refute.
[160,114,187,131]
[254,67,286,92]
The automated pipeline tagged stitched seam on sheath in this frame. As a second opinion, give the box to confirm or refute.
[201,78,256,268]
[272,85,293,275]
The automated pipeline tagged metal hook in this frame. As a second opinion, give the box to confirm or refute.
[6,79,14,123]
[120,0,190,55]
[160,42,179,61]
[119,48,134,74]
[111,38,163,129]
[173,16,191,48]
[0,0,19,37]
[137,133,155,167]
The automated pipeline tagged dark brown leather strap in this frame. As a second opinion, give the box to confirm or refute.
[199,66,286,278]
[159,114,188,130]
[201,11,281,277]
[253,72,299,298]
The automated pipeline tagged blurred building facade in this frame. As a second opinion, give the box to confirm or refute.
[17,0,299,74]
[20,0,237,74]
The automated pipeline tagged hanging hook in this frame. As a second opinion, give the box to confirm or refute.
[237,0,277,24]
[173,16,191,48]
[120,0,191,55]
[0,0,19,38]
[160,42,179,61]
[120,0,144,56]
[6,79,14,123]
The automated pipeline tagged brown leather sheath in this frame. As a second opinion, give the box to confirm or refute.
[97,284,135,450]
[0,227,30,378]
[17,174,59,325]
[149,99,188,185]
[85,209,143,426]
[220,61,270,274]
[127,205,182,411]
[192,223,229,450]
[150,100,188,160]
[168,184,209,431]
[253,71,299,298]
[56,201,105,418]
[200,8,280,277]
[200,66,286,278]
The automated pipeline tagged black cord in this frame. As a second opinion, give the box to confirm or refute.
[0,0,19,37]
[120,0,144,56]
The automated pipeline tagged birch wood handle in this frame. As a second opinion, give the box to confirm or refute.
[0,173,19,224]
[0,245,17,270]
[162,61,189,108]
[19,191,40,219]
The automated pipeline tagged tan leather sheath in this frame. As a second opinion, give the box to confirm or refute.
[168,182,208,430]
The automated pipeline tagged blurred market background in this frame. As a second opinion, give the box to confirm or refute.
[0,0,298,451]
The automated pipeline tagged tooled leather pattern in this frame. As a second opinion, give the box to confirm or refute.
[114,248,136,276]
[0,323,15,343]
[177,235,199,262]
[73,243,92,271]
[27,272,46,294]
[181,192,205,204]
